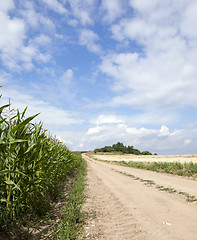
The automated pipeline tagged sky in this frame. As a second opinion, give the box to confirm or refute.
[1,0,197,154]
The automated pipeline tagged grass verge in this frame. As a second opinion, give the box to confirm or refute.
[52,153,87,240]
[99,160,197,178]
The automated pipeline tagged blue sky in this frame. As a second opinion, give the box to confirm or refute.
[1,0,197,154]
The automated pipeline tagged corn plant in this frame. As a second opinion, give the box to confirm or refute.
[0,91,80,231]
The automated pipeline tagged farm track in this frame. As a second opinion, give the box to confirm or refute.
[82,154,197,240]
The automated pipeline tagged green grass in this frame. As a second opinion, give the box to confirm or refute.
[53,154,87,240]
[109,160,197,178]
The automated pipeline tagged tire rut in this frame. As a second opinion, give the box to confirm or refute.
[83,159,148,240]
[82,154,197,240]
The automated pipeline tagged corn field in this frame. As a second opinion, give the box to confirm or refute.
[0,90,80,231]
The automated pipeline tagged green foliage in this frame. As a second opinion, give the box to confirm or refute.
[0,92,81,233]
[114,161,197,178]
[94,142,153,155]
[141,151,152,155]
[53,155,87,240]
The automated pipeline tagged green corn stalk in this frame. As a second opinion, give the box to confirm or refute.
[0,89,81,232]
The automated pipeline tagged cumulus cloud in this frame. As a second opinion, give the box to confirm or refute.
[0,71,11,85]
[1,0,197,154]
[0,3,52,70]
[100,0,197,110]
[32,34,51,45]
[0,10,25,52]
[87,114,124,135]
[95,114,124,124]
[67,0,96,25]
[181,1,197,39]
[184,139,191,145]
[158,125,181,137]
[0,0,15,12]
[21,2,55,29]
[100,0,125,23]
[79,29,102,54]
[1,87,80,128]
[84,114,197,154]
[14,39,51,70]
[41,0,67,14]
[61,69,74,86]
[56,69,77,101]
[0,11,26,69]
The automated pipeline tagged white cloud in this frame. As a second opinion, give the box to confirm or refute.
[158,125,180,137]
[0,71,10,85]
[126,127,156,136]
[1,87,80,128]
[0,3,52,70]
[56,69,77,101]
[100,0,125,23]
[41,0,67,14]
[21,2,55,29]
[32,34,51,46]
[87,126,103,135]
[127,111,178,127]
[95,114,124,124]
[87,114,125,135]
[0,11,25,52]
[67,0,96,25]
[0,10,26,69]
[184,139,191,145]
[39,15,55,29]
[68,19,78,27]
[79,29,102,54]
[0,0,15,12]
[83,114,197,154]
[61,69,74,86]
[101,1,197,110]
[129,0,160,15]
[16,38,51,70]
[181,1,197,39]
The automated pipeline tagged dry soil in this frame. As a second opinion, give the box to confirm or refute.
[82,153,197,240]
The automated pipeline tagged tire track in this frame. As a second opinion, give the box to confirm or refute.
[83,158,148,240]
[82,154,197,240]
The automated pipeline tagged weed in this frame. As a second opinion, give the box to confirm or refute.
[117,170,196,203]
[53,156,87,240]
[108,160,197,178]
[179,192,197,202]
[156,186,177,193]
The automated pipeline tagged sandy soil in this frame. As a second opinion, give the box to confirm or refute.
[91,154,197,163]
[82,154,197,240]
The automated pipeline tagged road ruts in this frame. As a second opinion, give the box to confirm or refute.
[82,154,197,240]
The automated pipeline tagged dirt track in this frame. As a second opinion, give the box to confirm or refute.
[82,154,197,240]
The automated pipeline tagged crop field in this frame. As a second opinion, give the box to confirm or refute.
[0,90,85,239]
[91,153,197,163]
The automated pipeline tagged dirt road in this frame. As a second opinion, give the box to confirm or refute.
[82,154,197,240]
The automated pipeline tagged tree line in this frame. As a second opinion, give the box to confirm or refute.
[94,142,155,155]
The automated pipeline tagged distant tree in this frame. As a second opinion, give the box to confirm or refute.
[102,146,114,152]
[127,145,134,154]
[141,151,152,155]
[133,149,141,155]
[93,142,153,155]
[112,142,124,152]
